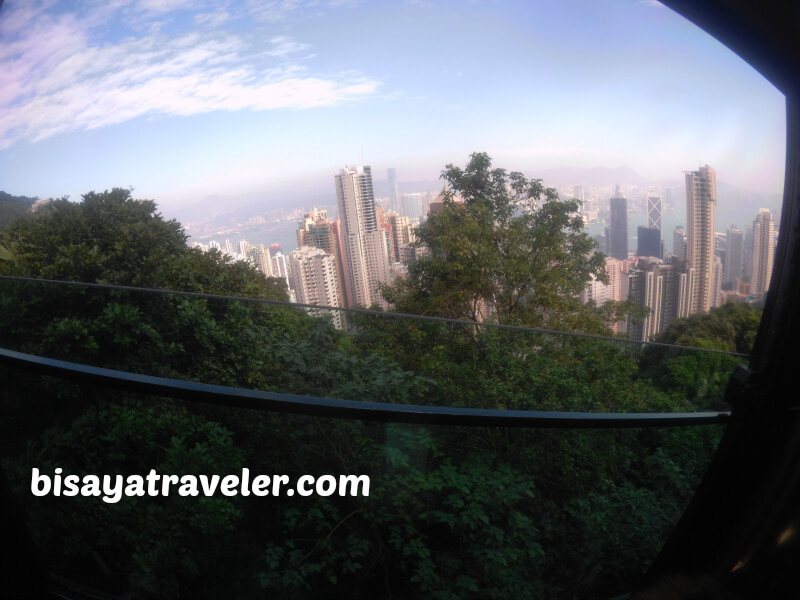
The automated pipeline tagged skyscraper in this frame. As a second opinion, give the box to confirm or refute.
[751,208,775,298]
[627,257,678,342]
[287,246,344,329]
[647,189,662,232]
[336,165,392,308]
[248,244,273,278]
[724,225,744,285]
[297,208,348,308]
[581,257,626,305]
[673,226,686,259]
[400,192,425,223]
[608,185,628,260]
[637,226,661,259]
[386,211,415,264]
[685,165,717,313]
[387,168,400,213]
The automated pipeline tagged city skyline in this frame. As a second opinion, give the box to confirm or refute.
[186,156,778,333]
[0,0,786,217]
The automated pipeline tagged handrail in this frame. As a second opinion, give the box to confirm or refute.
[0,275,752,358]
[0,347,734,428]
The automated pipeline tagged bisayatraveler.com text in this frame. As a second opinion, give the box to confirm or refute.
[31,468,370,503]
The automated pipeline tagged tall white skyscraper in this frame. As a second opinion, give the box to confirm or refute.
[751,208,775,298]
[685,165,717,313]
[335,165,391,308]
[271,252,290,290]
[287,246,344,329]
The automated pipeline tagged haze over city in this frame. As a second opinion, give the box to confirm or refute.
[0,0,786,221]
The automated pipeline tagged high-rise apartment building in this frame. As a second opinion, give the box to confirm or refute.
[724,225,744,285]
[609,185,628,260]
[335,165,392,308]
[248,244,273,278]
[297,208,347,308]
[685,165,717,313]
[287,246,344,329]
[751,208,775,298]
[581,257,626,305]
[386,211,415,264]
[271,251,289,287]
[627,258,679,342]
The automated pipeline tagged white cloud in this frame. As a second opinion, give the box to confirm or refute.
[245,0,312,22]
[136,0,205,14]
[194,11,231,27]
[0,1,379,148]
[265,36,312,56]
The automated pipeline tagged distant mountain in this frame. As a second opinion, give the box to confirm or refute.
[528,166,648,188]
[169,178,332,225]
[164,165,783,234]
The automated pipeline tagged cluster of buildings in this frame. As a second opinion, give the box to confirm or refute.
[192,161,777,341]
[581,165,777,341]
[192,165,426,327]
[288,165,425,322]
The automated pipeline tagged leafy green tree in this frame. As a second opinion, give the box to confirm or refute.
[384,152,609,332]
[0,190,37,230]
[0,188,285,296]
[0,181,734,600]
[638,303,759,409]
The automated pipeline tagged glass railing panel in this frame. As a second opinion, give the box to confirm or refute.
[0,277,749,414]
[0,364,724,599]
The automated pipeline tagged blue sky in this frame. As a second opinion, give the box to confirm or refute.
[0,0,786,214]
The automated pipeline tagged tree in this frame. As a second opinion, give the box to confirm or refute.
[638,302,759,410]
[0,190,37,230]
[0,188,285,296]
[0,188,434,598]
[0,182,735,599]
[383,153,608,331]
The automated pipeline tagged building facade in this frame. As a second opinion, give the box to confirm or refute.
[297,208,348,308]
[335,165,392,308]
[637,226,662,259]
[751,208,775,298]
[685,165,717,313]
[724,225,744,285]
[609,186,628,260]
[287,246,344,329]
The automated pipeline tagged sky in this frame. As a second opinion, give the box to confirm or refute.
[0,0,787,216]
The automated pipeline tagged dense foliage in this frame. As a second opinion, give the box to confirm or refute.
[0,190,36,232]
[0,173,758,599]
[384,153,611,332]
